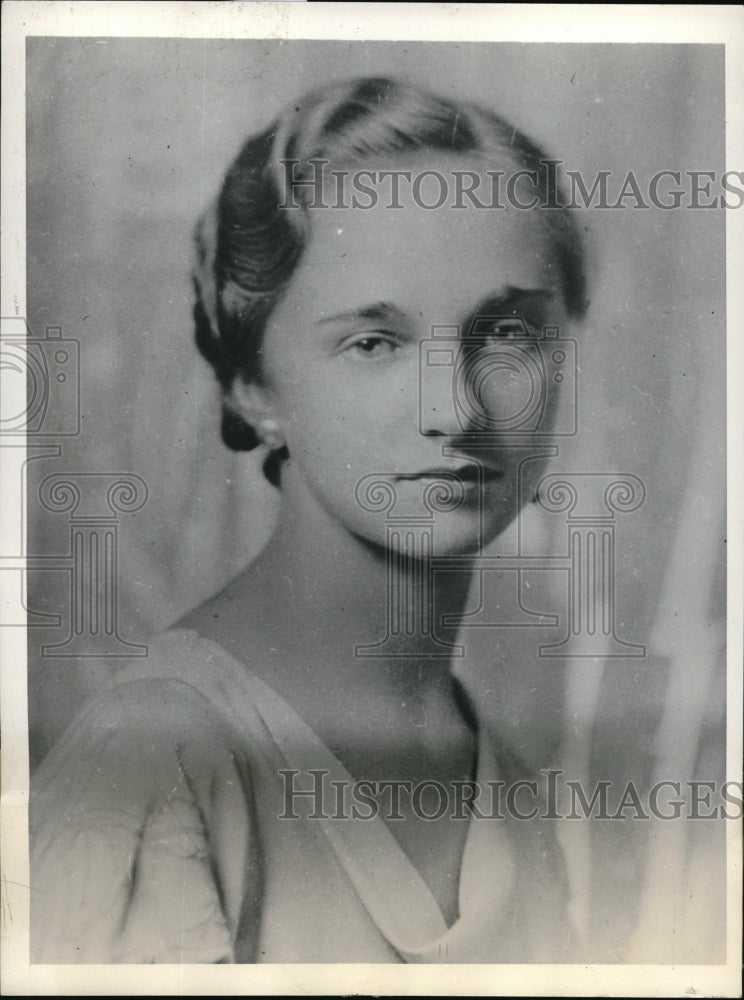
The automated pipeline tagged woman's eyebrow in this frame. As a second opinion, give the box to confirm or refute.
[470,286,557,318]
[317,287,556,328]
[318,302,403,326]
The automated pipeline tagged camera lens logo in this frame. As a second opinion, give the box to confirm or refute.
[0,320,80,436]
[419,318,577,437]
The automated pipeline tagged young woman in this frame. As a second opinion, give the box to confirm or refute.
[31,77,587,964]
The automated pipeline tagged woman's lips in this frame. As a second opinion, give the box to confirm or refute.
[396,465,504,483]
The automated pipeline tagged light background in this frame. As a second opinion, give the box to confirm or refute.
[23,38,726,965]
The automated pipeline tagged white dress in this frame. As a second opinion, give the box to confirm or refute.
[30,629,574,963]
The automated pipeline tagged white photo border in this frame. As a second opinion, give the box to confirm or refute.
[1,3,742,996]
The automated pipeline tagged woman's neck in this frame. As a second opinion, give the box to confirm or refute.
[257,489,470,647]
[187,477,476,722]
[179,475,481,790]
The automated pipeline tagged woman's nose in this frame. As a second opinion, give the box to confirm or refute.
[420,342,546,438]
[418,348,466,437]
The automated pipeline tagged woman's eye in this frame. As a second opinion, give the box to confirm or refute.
[488,319,529,340]
[344,334,400,360]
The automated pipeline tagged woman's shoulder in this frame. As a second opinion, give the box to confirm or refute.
[113,626,246,695]
[30,628,275,815]
[82,627,266,733]
[29,628,261,964]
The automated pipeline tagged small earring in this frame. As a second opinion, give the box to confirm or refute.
[257,418,285,450]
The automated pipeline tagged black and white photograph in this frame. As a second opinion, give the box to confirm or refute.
[1,3,742,995]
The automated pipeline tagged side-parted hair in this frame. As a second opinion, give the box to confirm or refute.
[193,76,588,461]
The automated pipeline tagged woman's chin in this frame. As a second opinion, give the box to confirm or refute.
[377,512,517,562]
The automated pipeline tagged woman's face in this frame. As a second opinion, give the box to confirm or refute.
[244,154,571,556]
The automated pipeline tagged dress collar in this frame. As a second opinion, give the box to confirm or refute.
[185,630,520,961]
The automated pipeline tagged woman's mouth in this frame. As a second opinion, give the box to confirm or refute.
[396,465,504,484]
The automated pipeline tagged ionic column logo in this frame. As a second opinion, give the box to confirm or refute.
[536,472,646,657]
[38,473,148,657]
[353,474,465,658]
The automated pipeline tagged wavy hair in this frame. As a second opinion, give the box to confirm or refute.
[193,76,588,475]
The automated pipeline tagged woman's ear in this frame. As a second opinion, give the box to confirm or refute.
[228,378,285,450]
